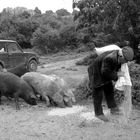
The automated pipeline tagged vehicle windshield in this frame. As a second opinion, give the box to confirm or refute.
[7,42,22,53]
[0,42,6,53]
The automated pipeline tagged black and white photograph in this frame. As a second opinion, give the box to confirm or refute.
[0,0,140,139]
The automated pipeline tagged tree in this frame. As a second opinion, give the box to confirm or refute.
[41,13,62,29]
[31,25,61,53]
[73,0,140,46]
[0,13,18,40]
[19,11,31,18]
[45,10,54,16]
[0,5,78,52]
[59,24,78,49]
[56,9,71,17]
[34,7,42,15]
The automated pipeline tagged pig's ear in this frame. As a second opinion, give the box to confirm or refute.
[52,92,65,108]
[64,89,76,103]
[72,96,76,103]
[52,92,63,103]
[31,94,36,99]
[63,97,69,102]
[64,89,73,97]
[64,99,73,107]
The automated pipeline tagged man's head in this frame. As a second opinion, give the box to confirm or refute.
[118,46,134,64]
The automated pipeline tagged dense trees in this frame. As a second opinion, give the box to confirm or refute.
[0,0,139,54]
[56,9,71,17]
[0,7,77,53]
[73,0,140,47]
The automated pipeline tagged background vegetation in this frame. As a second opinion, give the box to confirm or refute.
[0,0,139,54]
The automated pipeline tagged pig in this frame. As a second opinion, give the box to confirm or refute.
[7,63,29,77]
[49,74,76,107]
[21,72,76,108]
[0,72,37,110]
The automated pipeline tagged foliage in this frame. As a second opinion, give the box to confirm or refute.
[74,76,92,101]
[34,7,42,15]
[45,10,54,16]
[56,9,71,17]
[0,7,79,52]
[0,1,140,53]
[31,25,61,54]
[59,23,78,49]
[76,51,97,65]
[73,0,140,47]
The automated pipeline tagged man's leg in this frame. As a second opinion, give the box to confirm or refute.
[104,82,121,115]
[104,82,117,108]
[93,87,108,121]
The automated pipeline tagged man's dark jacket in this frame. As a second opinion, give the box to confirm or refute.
[88,50,121,89]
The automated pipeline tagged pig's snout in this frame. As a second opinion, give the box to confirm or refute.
[27,97,37,105]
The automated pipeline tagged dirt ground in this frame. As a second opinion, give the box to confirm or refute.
[0,52,140,140]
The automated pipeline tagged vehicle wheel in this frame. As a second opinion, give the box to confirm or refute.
[28,60,38,72]
[0,64,3,72]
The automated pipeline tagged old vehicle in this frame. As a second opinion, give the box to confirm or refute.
[0,40,39,72]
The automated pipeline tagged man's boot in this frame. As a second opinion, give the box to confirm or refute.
[95,114,109,122]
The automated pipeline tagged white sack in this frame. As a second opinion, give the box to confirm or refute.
[95,44,121,55]
[115,63,132,91]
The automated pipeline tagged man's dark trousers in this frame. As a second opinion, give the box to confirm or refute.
[93,82,117,116]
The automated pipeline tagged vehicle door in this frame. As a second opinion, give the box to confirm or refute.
[0,42,9,68]
[6,42,26,68]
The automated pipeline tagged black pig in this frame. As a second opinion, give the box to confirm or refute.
[7,63,29,77]
[0,72,37,110]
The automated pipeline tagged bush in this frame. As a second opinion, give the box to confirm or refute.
[76,50,97,66]
[31,25,61,53]
[59,24,78,49]
[129,63,140,105]
[73,77,92,102]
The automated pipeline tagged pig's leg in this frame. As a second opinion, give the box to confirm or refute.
[14,92,20,110]
[0,91,2,105]
[7,97,12,101]
[56,101,65,108]
[42,95,50,107]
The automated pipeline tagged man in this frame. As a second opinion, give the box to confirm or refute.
[88,46,134,122]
